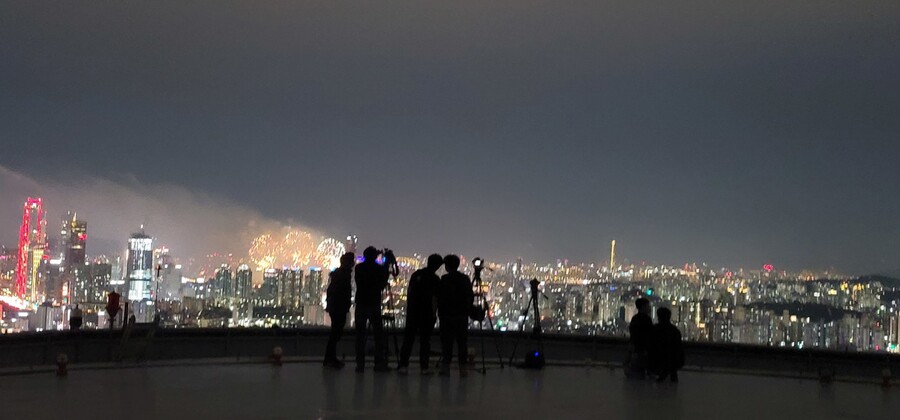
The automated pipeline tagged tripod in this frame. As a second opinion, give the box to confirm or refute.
[507,278,547,368]
[471,259,505,374]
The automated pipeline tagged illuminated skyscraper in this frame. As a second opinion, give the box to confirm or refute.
[59,211,87,304]
[16,197,47,302]
[214,265,233,300]
[259,269,279,306]
[610,240,616,273]
[279,268,302,309]
[126,230,154,301]
[234,265,252,301]
[60,212,87,267]
[87,262,112,303]
[303,268,323,324]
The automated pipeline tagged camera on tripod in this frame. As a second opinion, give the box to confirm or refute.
[471,257,487,322]
[379,248,399,276]
[379,248,397,265]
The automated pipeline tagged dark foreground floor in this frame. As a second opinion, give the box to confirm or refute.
[4,362,898,419]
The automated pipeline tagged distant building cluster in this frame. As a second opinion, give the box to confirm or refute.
[1,197,898,355]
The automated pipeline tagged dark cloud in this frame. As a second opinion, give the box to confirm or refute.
[1,1,899,273]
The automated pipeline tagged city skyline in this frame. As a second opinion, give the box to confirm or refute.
[0,179,884,278]
[0,166,894,277]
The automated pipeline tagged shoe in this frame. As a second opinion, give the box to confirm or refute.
[397,366,409,375]
[373,364,392,373]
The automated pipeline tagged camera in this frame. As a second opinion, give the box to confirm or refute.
[473,257,483,268]
[381,248,397,266]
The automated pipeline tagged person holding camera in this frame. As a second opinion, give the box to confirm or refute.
[436,254,474,377]
[354,246,391,372]
[324,252,355,369]
[398,253,443,374]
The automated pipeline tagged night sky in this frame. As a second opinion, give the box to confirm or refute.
[1,1,899,274]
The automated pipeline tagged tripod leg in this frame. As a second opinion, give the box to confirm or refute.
[479,320,487,374]
[507,295,535,366]
[485,311,505,368]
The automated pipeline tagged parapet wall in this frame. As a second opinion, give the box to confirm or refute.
[0,328,896,382]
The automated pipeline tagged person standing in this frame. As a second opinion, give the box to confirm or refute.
[651,307,684,382]
[627,298,653,378]
[324,252,355,369]
[398,253,443,374]
[436,254,474,377]
[69,305,83,331]
[354,246,391,372]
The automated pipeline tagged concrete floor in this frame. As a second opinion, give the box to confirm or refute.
[3,363,898,419]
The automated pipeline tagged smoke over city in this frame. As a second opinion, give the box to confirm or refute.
[0,164,319,270]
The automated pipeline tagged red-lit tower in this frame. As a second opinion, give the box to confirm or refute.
[15,197,46,301]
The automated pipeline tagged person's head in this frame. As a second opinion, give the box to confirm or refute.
[362,246,379,262]
[657,307,672,323]
[339,252,355,268]
[443,254,461,272]
[426,253,443,271]
[635,298,651,314]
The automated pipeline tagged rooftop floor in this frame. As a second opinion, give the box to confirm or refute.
[6,362,899,419]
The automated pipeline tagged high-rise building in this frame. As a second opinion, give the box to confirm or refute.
[60,212,87,267]
[214,265,233,300]
[58,211,88,304]
[16,197,47,302]
[42,257,64,302]
[234,264,252,301]
[303,268,323,324]
[610,240,616,273]
[258,269,279,306]
[126,230,154,301]
[278,268,302,309]
[88,262,112,303]
[154,249,182,301]
[303,268,323,308]
[0,247,17,295]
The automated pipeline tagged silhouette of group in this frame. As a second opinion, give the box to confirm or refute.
[323,247,473,376]
[627,298,685,382]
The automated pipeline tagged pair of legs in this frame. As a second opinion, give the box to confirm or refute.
[324,311,347,364]
[439,316,468,372]
[355,306,387,369]
[399,316,435,369]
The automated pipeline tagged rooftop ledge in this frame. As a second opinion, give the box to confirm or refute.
[2,327,900,418]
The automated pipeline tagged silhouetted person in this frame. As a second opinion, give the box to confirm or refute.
[398,253,443,374]
[354,246,391,372]
[652,307,684,382]
[627,297,653,378]
[324,252,355,369]
[69,305,83,330]
[436,254,474,377]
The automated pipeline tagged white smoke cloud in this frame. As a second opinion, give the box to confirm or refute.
[0,165,320,272]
